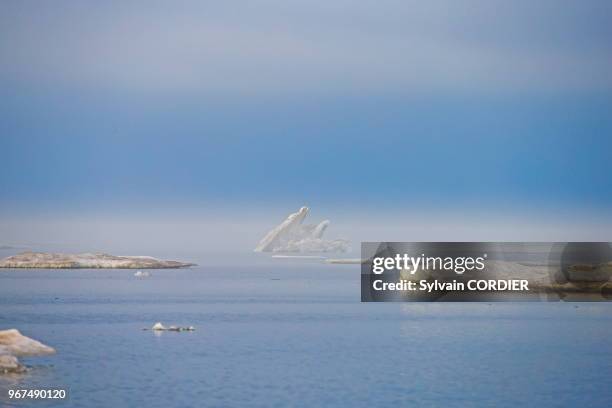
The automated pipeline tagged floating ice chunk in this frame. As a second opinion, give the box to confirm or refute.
[152,322,166,331]
[134,270,151,278]
[148,323,195,332]
[272,255,327,259]
[325,258,365,264]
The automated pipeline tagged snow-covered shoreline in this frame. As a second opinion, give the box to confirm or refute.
[0,252,195,269]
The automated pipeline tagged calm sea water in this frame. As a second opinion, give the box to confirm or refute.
[0,258,611,407]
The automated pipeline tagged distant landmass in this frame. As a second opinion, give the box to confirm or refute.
[0,252,195,269]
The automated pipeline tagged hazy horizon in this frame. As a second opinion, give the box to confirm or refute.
[2,207,611,266]
[2,1,611,254]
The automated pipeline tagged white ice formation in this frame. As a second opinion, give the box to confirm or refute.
[255,207,349,253]
[134,270,152,278]
[149,322,195,332]
[0,329,55,374]
[152,322,166,331]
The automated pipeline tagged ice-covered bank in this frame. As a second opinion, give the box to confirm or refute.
[0,329,55,374]
[0,252,195,269]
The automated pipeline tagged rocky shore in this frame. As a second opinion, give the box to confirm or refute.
[0,329,55,374]
[0,252,195,269]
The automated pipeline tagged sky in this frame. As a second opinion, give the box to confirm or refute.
[1,1,611,251]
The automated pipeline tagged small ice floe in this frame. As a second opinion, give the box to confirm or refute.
[144,322,195,332]
[325,258,365,264]
[152,322,166,331]
[271,255,326,260]
[134,270,151,278]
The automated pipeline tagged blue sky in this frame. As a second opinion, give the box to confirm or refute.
[1,1,612,218]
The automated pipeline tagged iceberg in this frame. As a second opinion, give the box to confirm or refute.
[147,322,195,332]
[255,207,349,253]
